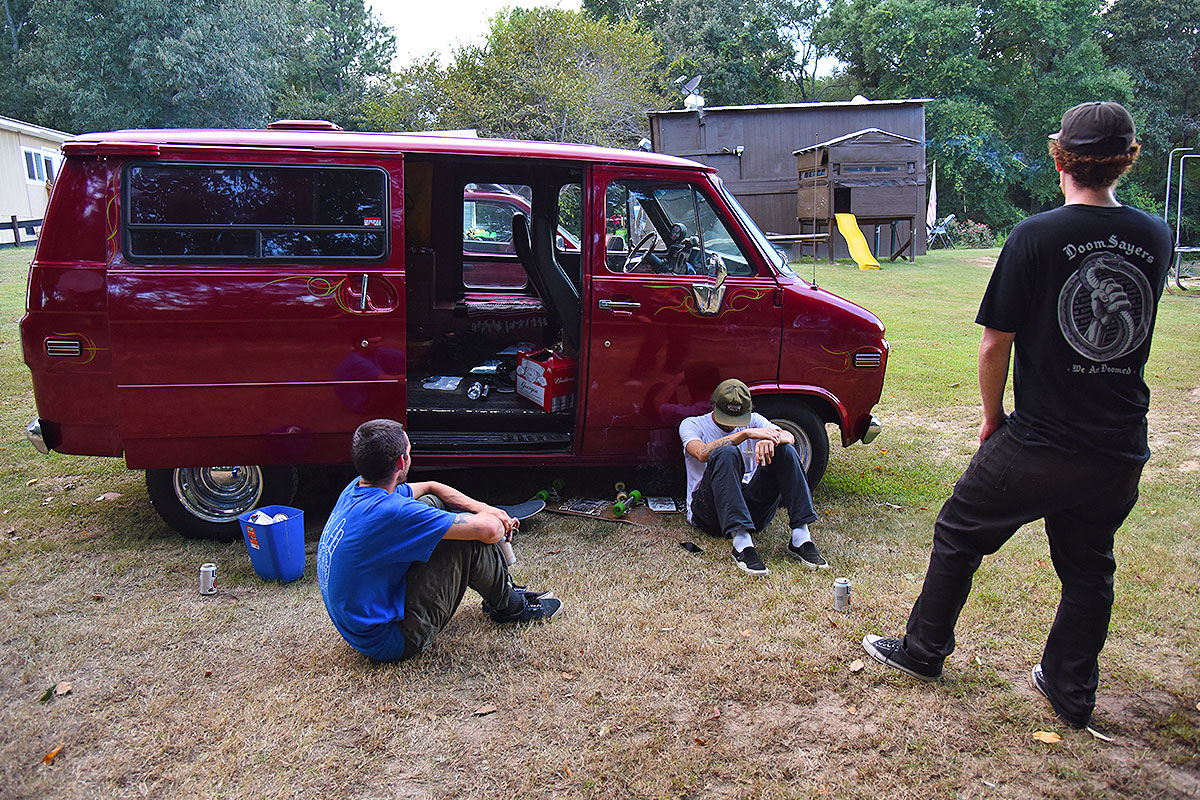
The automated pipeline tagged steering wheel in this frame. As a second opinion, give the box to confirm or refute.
[623,231,659,273]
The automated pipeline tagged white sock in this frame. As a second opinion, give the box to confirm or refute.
[790,525,812,547]
[731,531,754,552]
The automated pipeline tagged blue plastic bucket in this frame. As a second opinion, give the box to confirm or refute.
[238,505,305,583]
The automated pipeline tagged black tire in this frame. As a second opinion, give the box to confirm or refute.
[757,403,830,489]
[146,465,299,542]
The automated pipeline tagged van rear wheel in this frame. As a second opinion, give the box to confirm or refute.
[146,465,298,542]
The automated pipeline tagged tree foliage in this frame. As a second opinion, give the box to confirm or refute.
[364,8,666,147]
[585,0,824,106]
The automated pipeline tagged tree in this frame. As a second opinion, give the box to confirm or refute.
[15,0,294,131]
[364,8,666,147]
[585,0,808,107]
[274,0,396,127]
[819,0,1131,227]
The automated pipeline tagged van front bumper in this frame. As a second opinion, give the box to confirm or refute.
[861,415,882,445]
[26,419,50,454]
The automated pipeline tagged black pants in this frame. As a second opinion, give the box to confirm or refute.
[398,538,521,660]
[690,443,817,537]
[901,422,1143,727]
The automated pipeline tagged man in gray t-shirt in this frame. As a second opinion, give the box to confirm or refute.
[679,379,824,575]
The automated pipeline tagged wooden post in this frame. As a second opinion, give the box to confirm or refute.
[10,216,20,247]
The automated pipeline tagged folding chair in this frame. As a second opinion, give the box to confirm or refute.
[927,214,956,249]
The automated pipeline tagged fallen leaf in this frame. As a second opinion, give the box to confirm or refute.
[563,760,572,777]
[92,594,103,601]
[1036,560,1047,568]
[38,686,54,703]
[1196,701,1200,712]
[739,629,752,637]
[472,704,498,717]
[847,706,857,715]
[1086,727,1113,742]
[975,656,983,666]
[204,670,212,677]
[711,707,721,719]
[949,382,960,388]
[42,744,63,765]
[1032,731,1062,744]
[561,672,575,680]
[849,659,865,672]
[904,573,916,581]
[95,492,122,502]
[830,618,839,628]
[694,737,707,746]
[54,681,71,697]
[25,478,38,486]
[597,724,610,737]
[919,506,929,511]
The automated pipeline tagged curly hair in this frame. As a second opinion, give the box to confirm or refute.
[352,419,409,483]
[1049,140,1140,189]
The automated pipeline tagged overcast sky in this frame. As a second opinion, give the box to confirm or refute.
[371,0,585,66]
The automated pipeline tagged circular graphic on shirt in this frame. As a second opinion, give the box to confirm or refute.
[1057,251,1154,362]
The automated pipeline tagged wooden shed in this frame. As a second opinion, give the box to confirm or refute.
[647,99,928,260]
[0,115,72,247]
[795,128,925,262]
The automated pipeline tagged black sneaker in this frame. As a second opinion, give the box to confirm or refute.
[490,593,563,624]
[787,541,829,570]
[732,546,769,575]
[1031,664,1087,729]
[481,584,553,615]
[862,634,941,681]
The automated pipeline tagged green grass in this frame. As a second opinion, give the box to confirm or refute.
[2,245,1199,799]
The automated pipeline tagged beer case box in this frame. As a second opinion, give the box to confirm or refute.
[515,350,576,412]
[238,505,305,583]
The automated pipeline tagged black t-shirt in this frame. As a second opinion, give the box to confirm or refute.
[977,204,1172,461]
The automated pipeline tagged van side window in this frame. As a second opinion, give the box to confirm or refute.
[604,181,753,276]
[124,163,388,261]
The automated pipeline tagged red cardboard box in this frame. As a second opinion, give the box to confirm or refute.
[516,349,577,412]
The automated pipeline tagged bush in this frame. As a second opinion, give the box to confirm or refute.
[948,218,996,249]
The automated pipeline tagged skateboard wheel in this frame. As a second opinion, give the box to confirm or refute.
[615,481,625,493]
[613,502,627,515]
[628,490,643,502]
[616,491,628,503]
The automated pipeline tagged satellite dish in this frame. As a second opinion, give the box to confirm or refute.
[675,75,705,109]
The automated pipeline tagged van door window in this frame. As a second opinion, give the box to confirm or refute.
[605,181,754,276]
[124,163,388,261]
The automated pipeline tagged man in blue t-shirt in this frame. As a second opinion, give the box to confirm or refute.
[317,419,562,662]
[679,378,824,576]
[862,102,1171,731]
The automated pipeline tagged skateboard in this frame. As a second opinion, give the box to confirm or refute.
[547,496,658,526]
[495,499,546,521]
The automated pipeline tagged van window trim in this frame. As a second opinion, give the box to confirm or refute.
[121,160,391,264]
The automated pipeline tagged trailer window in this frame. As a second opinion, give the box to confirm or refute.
[124,163,388,261]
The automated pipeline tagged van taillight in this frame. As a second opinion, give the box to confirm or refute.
[853,350,883,369]
[45,338,83,358]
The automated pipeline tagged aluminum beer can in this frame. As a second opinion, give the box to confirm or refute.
[833,577,851,612]
[199,563,217,595]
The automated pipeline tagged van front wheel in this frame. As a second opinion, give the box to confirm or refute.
[146,465,298,542]
[764,405,830,489]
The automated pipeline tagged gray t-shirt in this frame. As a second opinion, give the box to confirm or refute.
[678,411,773,523]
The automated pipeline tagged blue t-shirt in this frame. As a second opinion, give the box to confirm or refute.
[317,479,455,661]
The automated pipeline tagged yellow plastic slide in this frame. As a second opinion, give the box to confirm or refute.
[834,213,881,270]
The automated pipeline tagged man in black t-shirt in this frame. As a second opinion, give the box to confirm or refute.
[861,102,1172,731]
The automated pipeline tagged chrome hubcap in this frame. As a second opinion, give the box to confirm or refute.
[172,466,264,524]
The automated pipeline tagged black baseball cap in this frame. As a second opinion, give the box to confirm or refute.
[711,379,753,427]
[1049,101,1136,156]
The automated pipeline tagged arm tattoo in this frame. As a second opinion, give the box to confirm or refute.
[453,512,469,526]
[697,433,738,459]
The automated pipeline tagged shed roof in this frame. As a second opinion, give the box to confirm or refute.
[793,128,921,156]
[0,114,73,142]
[649,99,931,117]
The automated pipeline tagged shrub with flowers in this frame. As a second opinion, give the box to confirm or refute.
[948,218,996,249]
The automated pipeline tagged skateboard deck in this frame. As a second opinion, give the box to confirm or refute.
[546,497,659,526]
[495,499,546,520]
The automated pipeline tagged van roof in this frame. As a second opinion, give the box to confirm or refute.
[66,128,711,171]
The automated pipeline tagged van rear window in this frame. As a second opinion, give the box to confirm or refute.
[124,163,388,261]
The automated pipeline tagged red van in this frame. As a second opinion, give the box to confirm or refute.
[21,122,887,540]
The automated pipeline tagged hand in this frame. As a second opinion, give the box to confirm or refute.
[1090,279,1130,325]
[482,506,519,537]
[979,414,1006,444]
[754,437,776,465]
[743,427,782,444]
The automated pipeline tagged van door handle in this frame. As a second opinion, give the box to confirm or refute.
[599,299,640,311]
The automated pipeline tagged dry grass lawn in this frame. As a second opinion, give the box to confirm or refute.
[1,247,1197,799]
